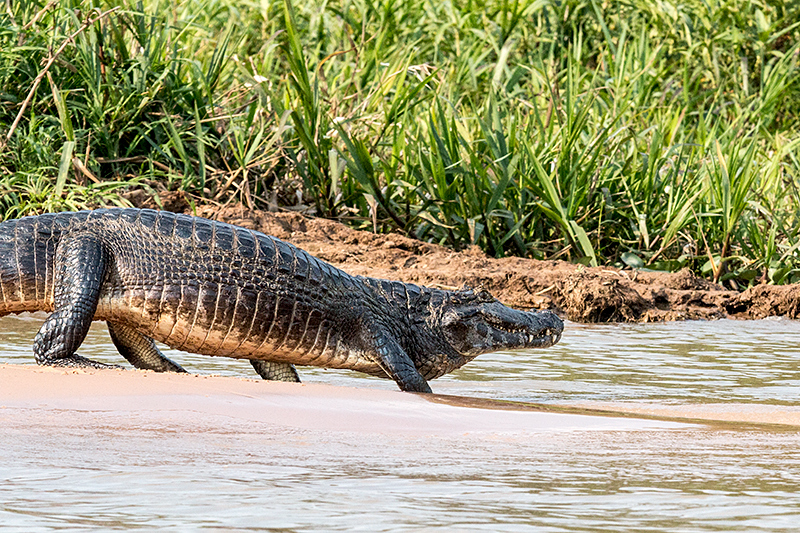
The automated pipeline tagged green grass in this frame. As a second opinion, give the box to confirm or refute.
[1,0,800,287]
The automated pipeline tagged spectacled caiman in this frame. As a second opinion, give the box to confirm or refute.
[0,208,563,392]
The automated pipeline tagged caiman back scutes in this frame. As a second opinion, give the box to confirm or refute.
[84,209,362,370]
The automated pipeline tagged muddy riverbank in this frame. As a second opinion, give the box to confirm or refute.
[151,199,800,323]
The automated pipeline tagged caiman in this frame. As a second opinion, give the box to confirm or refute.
[0,209,563,392]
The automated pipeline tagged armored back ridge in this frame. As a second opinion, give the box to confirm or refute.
[0,209,563,392]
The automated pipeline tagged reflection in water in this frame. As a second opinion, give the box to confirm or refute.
[2,314,800,531]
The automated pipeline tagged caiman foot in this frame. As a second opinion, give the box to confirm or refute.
[108,322,186,373]
[38,354,124,369]
[250,360,301,382]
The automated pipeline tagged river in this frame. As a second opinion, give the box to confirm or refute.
[1,314,799,531]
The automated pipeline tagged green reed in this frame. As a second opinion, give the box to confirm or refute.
[1,0,799,287]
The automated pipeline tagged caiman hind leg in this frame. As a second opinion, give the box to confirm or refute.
[250,360,300,382]
[108,322,186,373]
[33,235,117,369]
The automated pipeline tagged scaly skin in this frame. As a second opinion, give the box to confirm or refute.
[0,209,563,392]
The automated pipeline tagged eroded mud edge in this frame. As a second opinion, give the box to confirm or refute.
[127,193,800,323]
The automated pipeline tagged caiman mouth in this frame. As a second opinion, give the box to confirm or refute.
[485,311,563,349]
[528,326,561,348]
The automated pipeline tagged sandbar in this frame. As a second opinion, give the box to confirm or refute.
[1,363,683,437]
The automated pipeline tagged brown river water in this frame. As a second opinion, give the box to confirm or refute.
[2,313,800,531]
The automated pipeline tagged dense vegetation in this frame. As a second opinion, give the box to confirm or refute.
[1,0,799,287]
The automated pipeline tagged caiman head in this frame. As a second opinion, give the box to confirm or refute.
[412,288,564,379]
[436,289,563,356]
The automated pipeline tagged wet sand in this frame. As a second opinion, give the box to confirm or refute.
[565,401,800,428]
[4,363,800,432]
[0,363,682,435]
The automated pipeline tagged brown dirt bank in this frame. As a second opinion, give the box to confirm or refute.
[129,193,800,323]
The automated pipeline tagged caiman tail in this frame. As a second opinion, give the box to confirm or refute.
[0,215,55,316]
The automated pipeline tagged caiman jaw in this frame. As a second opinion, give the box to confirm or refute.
[525,326,561,348]
[487,311,564,350]
[439,298,565,358]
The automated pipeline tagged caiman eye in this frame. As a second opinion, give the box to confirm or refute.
[477,289,494,302]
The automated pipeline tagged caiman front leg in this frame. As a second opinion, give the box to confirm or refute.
[250,360,301,382]
[108,322,186,373]
[33,235,117,369]
[371,329,432,393]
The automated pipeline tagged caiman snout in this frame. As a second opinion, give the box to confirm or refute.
[440,298,565,357]
[524,309,563,349]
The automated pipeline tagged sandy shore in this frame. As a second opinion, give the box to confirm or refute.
[0,363,672,435]
[3,363,799,432]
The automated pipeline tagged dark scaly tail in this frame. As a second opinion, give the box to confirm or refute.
[0,214,64,316]
[0,217,25,316]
